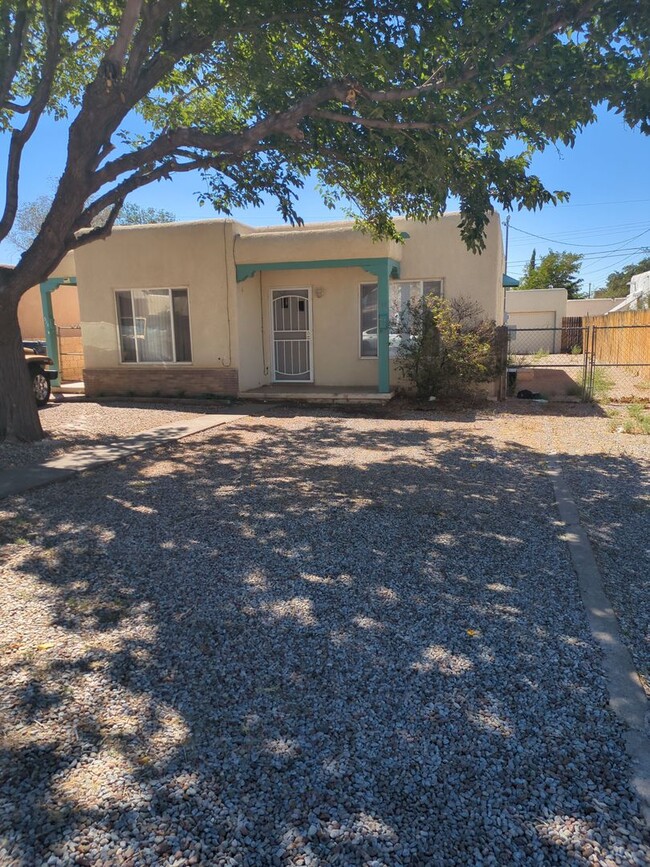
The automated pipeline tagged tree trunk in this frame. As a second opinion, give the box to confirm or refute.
[0,294,44,442]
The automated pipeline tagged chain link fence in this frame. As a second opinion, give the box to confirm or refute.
[506,323,650,403]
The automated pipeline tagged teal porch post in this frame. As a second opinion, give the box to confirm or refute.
[39,277,77,387]
[377,261,391,394]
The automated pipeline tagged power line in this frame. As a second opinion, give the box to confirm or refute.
[508,245,650,262]
[581,249,650,281]
[507,220,650,245]
[555,197,650,208]
[509,223,650,250]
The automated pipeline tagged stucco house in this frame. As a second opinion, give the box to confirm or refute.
[72,214,505,400]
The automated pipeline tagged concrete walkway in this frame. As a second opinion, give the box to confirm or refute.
[0,413,244,500]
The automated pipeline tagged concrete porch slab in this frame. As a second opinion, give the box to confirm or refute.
[242,385,395,403]
[53,381,85,395]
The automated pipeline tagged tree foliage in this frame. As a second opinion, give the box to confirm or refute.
[0,0,649,440]
[518,249,584,298]
[9,196,175,251]
[115,202,176,226]
[594,255,650,298]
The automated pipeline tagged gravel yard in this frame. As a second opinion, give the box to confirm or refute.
[0,400,227,472]
[0,405,648,866]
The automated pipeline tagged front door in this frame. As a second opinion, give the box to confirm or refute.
[271,289,313,382]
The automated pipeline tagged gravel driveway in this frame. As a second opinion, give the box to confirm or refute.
[1,407,648,866]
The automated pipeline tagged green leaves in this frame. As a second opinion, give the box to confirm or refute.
[2,0,650,256]
[519,250,584,298]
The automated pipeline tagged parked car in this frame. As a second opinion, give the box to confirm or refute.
[361,327,411,357]
[23,344,57,406]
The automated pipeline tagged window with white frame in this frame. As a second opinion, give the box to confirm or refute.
[359,279,443,358]
[116,288,192,363]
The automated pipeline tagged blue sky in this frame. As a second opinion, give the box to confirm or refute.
[1,105,649,292]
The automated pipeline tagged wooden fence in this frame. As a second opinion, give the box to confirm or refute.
[57,327,84,381]
[584,309,650,366]
[560,316,583,353]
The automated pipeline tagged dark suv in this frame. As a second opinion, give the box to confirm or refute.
[23,342,58,407]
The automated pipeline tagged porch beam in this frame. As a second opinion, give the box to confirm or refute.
[236,257,400,283]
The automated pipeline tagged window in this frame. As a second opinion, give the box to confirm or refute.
[116,288,192,363]
[359,279,443,358]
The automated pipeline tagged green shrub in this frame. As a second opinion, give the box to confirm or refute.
[395,295,501,399]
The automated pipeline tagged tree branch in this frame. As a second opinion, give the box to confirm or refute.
[0,2,28,110]
[69,197,126,250]
[105,0,143,70]
[311,109,437,131]
[74,155,217,233]
[0,3,61,243]
[91,80,350,191]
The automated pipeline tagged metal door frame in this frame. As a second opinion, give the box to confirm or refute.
[270,287,314,383]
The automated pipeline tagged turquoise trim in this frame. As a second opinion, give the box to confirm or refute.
[376,261,391,394]
[39,276,77,387]
[236,257,400,283]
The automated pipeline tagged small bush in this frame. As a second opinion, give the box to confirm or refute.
[395,295,502,399]
[626,404,650,435]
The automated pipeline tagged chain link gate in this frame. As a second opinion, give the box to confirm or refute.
[584,324,650,403]
[507,325,591,400]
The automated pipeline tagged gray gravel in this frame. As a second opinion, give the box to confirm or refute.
[1,410,648,866]
[0,400,226,472]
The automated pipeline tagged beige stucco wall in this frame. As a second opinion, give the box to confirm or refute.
[506,288,567,318]
[394,216,504,323]
[18,252,78,338]
[235,222,402,265]
[506,290,617,322]
[75,221,238,375]
[236,272,266,391]
[566,298,618,317]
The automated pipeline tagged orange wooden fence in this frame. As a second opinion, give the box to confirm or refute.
[585,310,650,366]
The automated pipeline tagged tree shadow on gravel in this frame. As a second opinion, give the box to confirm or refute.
[1,415,648,866]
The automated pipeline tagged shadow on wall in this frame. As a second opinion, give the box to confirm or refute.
[0,415,645,864]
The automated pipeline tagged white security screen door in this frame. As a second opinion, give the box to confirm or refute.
[271,289,313,382]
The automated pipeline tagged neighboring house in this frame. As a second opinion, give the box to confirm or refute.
[17,252,83,382]
[609,270,650,312]
[18,252,78,338]
[506,288,619,354]
[73,214,505,399]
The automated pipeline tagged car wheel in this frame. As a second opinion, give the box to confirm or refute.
[31,367,51,407]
